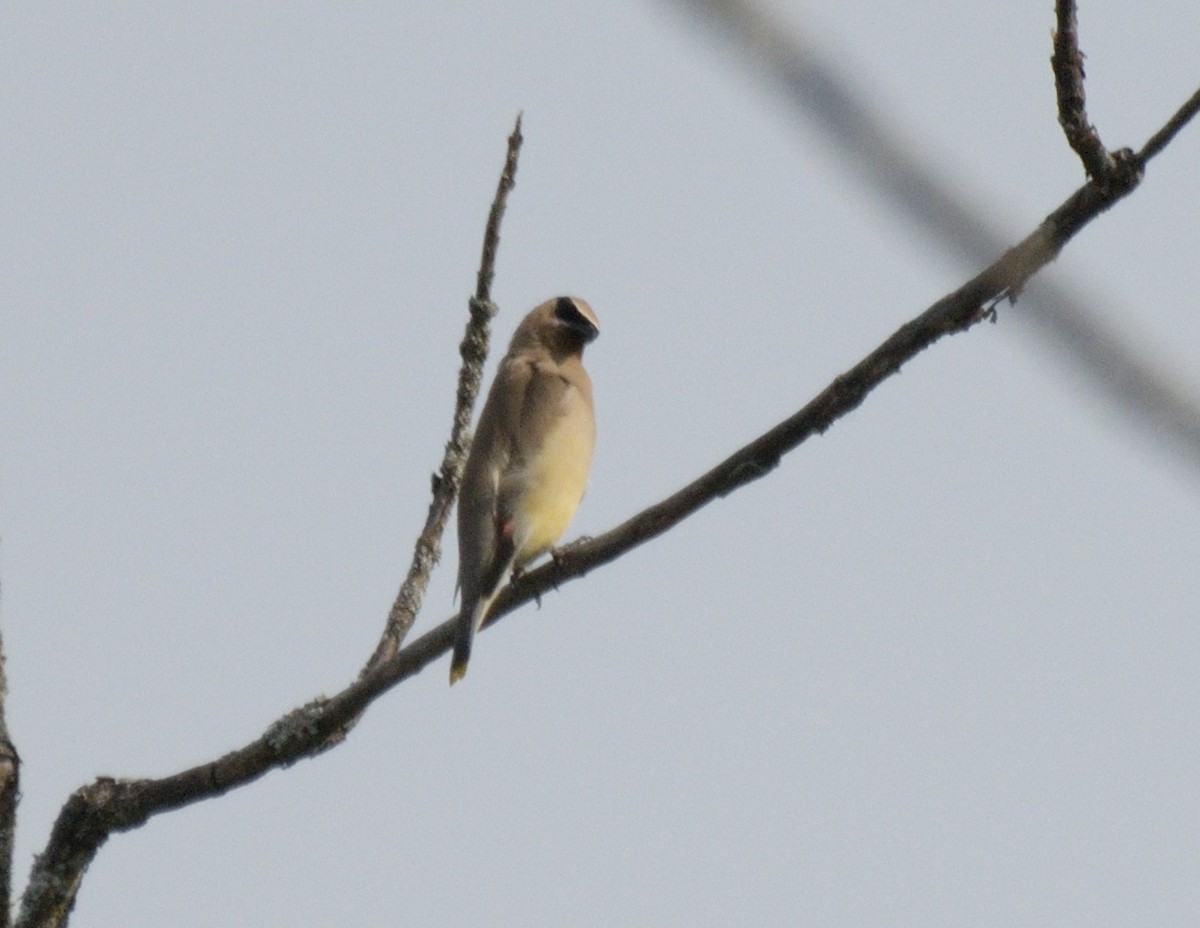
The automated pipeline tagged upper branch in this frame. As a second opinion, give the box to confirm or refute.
[475,113,523,304]
[673,0,1200,471]
[1051,0,1116,180]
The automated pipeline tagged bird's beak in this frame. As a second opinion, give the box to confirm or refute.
[572,319,600,344]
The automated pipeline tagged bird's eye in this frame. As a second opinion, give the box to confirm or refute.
[554,296,581,324]
[552,296,598,342]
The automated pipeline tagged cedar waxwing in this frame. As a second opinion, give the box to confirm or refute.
[450,296,600,684]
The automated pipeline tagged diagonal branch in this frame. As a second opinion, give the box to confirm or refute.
[1051,0,1115,180]
[18,83,1197,928]
[666,0,1200,474]
[365,113,523,671]
[1139,86,1200,163]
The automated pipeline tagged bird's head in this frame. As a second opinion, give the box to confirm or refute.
[510,296,599,359]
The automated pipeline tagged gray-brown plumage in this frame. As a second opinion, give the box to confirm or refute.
[450,296,600,684]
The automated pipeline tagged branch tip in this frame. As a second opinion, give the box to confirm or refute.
[1051,0,1115,180]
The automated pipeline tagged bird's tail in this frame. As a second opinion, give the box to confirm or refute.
[450,539,522,685]
[449,597,489,685]
[449,630,472,685]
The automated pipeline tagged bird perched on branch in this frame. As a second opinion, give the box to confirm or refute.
[450,296,600,684]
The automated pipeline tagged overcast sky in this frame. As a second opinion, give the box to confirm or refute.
[4,2,1199,925]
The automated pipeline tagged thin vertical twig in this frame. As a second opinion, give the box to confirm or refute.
[365,114,524,671]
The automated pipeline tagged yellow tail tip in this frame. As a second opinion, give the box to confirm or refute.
[449,660,468,686]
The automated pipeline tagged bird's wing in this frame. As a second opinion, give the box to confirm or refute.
[456,355,536,606]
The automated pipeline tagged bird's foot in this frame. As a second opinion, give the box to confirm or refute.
[510,564,542,608]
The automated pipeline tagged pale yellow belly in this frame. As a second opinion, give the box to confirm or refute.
[513,406,594,563]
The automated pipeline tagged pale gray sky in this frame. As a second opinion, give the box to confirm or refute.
[3,2,1199,925]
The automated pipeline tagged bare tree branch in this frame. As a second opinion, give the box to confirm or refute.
[1051,0,1114,179]
[1140,86,1200,163]
[0,575,18,928]
[665,0,1200,473]
[365,113,524,671]
[17,78,1198,928]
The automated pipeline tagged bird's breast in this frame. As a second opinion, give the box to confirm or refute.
[513,392,595,563]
